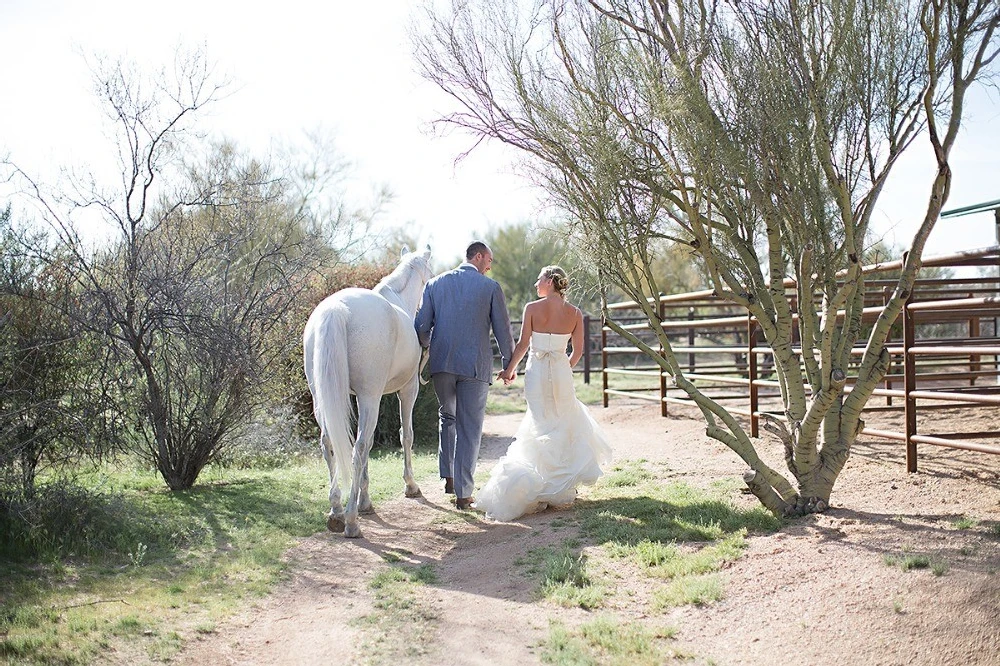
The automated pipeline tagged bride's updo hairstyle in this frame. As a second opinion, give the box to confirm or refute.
[542,265,570,296]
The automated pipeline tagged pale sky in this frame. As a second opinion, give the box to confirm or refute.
[1,0,998,271]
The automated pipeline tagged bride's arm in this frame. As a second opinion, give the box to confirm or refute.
[502,304,534,379]
[568,308,585,368]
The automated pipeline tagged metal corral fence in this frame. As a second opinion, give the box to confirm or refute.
[601,245,1000,472]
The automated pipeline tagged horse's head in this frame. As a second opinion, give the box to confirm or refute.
[378,245,433,313]
[402,244,434,286]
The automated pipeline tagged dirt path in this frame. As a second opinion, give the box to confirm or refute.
[181,402,1000,666]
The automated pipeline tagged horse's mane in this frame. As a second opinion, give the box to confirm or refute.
[378,253,421,293]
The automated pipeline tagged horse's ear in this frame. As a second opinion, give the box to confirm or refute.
[423,244,431,259]
[400,245,411,258]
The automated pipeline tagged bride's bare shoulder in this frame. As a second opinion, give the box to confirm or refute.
[524,298,545,312]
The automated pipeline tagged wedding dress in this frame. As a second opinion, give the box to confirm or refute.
[476,332,612,521]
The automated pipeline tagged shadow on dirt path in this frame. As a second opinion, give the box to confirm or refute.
[180,403,1000,666]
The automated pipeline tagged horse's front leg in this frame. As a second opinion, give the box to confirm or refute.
[344,395,379,538]
[320,432,345,533]
[398,376,422,498]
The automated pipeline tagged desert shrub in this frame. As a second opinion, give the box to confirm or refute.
[0,482,156,561]
[371,381,441,450]
[215,404,315,469]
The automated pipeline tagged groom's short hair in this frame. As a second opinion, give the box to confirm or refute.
[466,241,490,260]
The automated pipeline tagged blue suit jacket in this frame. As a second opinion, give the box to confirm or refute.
[414,263,515,382]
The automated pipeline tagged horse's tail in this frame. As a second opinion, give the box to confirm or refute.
[305,305,354,492]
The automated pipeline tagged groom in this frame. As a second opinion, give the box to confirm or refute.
[414,241,515,510]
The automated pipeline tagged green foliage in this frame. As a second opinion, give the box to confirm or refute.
[485,222,599,315]
[952,516,977,530]
[600,460,656,488]
[648,239,708,296]
[883,550,949,576]
[359,563,440,661]
[0,459,375,663]
[571,476,778,615]
[0,208,108,499]
[213,405,316,469]
[579,484,780,546]
[0,482,150,560]
[371,382,441,450]
[650,575,725,608]
[108,145,335,490]
[542,617,680,666]
[520,542,605,609]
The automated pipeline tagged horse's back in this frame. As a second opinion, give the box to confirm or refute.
[305,287,420,396]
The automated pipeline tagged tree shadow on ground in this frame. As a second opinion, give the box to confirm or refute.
[571,493,780,545]
[773,505,1000,576]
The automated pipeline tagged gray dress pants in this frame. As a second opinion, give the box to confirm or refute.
[432,372,490,499]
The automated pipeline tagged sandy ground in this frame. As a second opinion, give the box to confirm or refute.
[178,401,1000,666]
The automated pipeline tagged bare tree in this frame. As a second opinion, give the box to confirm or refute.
[3,49,362,489]
[0,207,107,497]
[413,0,1000,514]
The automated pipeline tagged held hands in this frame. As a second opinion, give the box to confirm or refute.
[497,366,517,385]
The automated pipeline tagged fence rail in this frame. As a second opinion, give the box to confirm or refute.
[600,245,1000,472]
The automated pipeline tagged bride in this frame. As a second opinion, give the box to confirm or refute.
[475,265,612,521]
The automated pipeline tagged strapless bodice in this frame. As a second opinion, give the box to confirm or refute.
[530,331,571,353]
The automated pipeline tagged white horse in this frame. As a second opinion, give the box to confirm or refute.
[303,246,433,538]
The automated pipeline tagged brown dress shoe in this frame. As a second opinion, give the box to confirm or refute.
[444,477,454,494]
[456,496,475,510]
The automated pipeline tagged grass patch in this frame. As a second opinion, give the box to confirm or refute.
[952,516,978,530]
[884,550,947,575]
[356,564,439,663]
[0,449,440,666]
[365,448,440,505]
[618,531,747,580]
[651,574,725,608]
[930,560,949,576]
[601,460,656,488]
[519,543,605,609]
[568,474,778,613]
[884,552,930,570]
[580,483,779,545]
[542,617,681,665]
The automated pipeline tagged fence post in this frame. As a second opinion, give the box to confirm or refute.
[583,315,591,384]
[748,314,759,438]
[903,292,917,473]
[659,296,668,417]
[601,315,609,408]
[968,294,980,386]
[883,287,894,406]
[687,307,696,373]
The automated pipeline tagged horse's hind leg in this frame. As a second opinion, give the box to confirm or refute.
[320,432,346,533]
[344,394,379,538]
[398,377,422,498]
[358,460,373,514]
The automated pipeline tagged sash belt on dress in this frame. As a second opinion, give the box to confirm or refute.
[531,348,565,419]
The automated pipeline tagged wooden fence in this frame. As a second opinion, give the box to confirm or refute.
[600,245,1000,472]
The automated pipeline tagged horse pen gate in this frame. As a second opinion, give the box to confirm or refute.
[600,245,1000,472]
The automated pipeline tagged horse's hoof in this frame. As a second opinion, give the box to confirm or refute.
[359,504,375,515]
[327,515,346,533]
[344,523,363,539]
[405,486,422,498]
